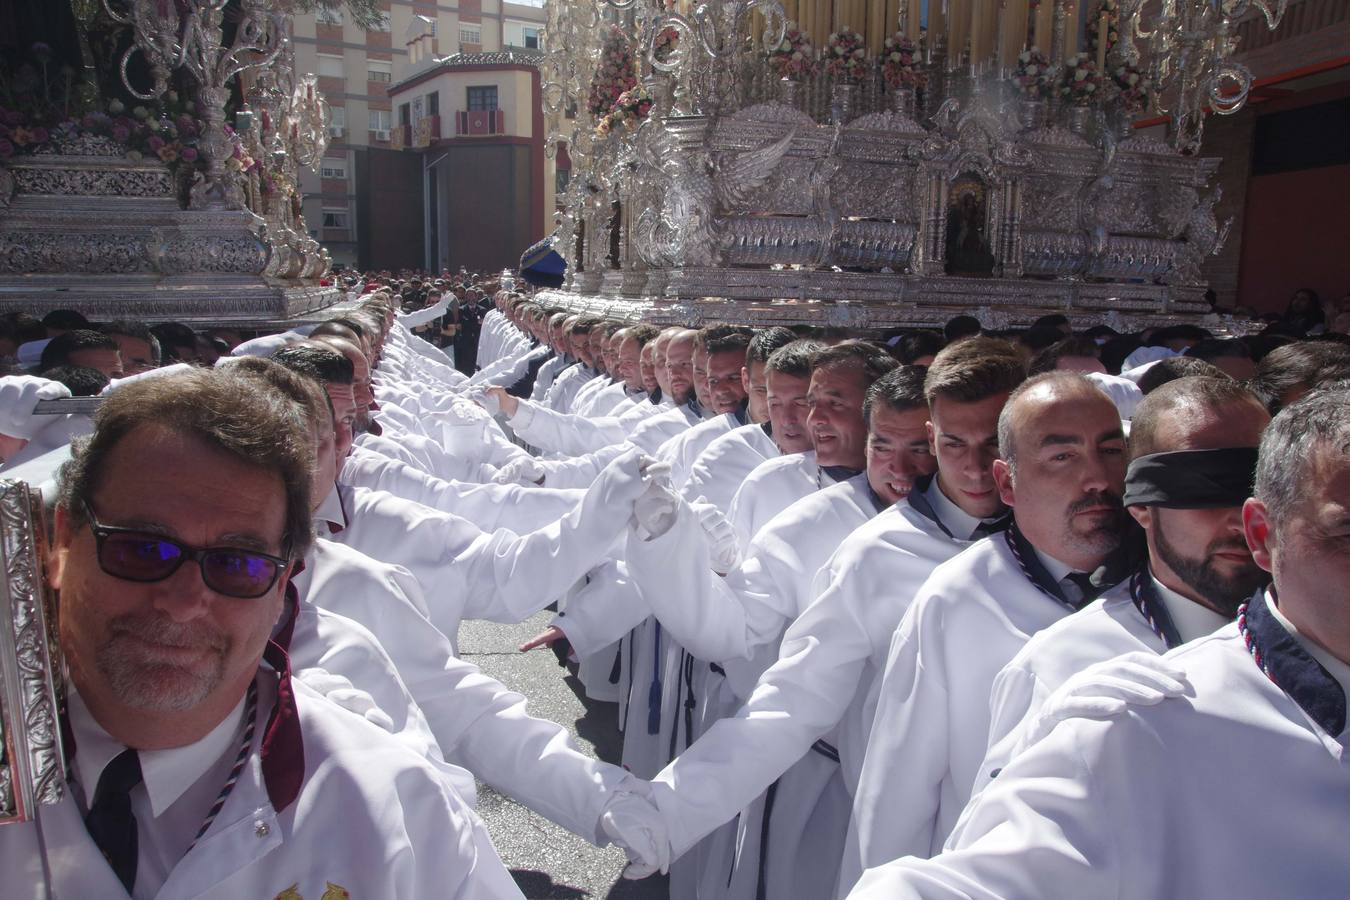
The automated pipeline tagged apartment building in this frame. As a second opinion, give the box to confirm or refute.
[292,0,548,271]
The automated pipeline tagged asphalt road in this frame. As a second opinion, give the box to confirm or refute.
[459,612,670,900]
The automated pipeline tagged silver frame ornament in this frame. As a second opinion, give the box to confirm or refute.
[0,481,66,825]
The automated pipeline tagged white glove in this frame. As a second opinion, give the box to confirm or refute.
[296,667,396,731]
[473,387,502,417]
[587,446,649,510]
[491,455,547,485]
[690,495,740,574]
[631,468,681,542]
[1019,652,1190,751]
[599,790,672,878]
[0,376,71,440]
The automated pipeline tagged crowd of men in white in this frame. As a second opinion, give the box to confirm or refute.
[0,284,1348,899]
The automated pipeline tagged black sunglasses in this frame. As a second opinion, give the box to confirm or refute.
[82,501,290,599]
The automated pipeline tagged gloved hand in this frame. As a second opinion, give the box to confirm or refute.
[599,790,672,879]
[296,667,396,731]
[1020,652,1190,750]
[631,478,682,541]
[491,455,548,486]
[585,446,650,512]
[689,496,739,574]
[0,376,71,440]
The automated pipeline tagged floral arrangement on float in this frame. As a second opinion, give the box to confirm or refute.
[595,83,653,137]
[824,29,868,83]
[881,32,926,90]
[1058,53,1101,104]
[1013,47,1054,99]
[587,25,638,119]
[1109,60,1151,113]
[767,22,817,80]
[1087,0,1122,59]
[0,42,220,186]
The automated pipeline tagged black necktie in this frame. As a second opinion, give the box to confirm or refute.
[85,748,142,892]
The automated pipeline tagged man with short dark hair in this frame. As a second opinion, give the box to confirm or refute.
[850,371,1130,888]
[101,320,162,375]
[39,329,123,378]
[849,385,1350,900]
[4,367,520,898]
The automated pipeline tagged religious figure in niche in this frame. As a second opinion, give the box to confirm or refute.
[944,174,996,276]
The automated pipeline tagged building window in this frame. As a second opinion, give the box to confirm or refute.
[368,60,393,83]
[523,26,542,49]
[316,6,343,25]
[322,209,350,228]
[467,85,498,111]
[427,90,440,116]
[328,105,346,135]
[369,108,392,136]
[317,54,344,79]
[459,26,482,44]
[320,160,347,179]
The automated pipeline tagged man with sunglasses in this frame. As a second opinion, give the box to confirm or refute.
[4,367,521,898]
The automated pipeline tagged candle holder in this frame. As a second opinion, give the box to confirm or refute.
[831,81,858,125]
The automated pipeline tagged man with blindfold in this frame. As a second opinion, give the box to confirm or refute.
[972,375,1270,799]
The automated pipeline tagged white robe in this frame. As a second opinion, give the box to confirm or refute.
[643,497,969,864]
[848,612,1350,900]
[341,443,585,532]
[1,675,521,900]
[728,450,830,550]
[629,474,880,900]
[292,539,631,842]
[682,422,779,510]
[324,482,623,649]
[847,534,1088,894]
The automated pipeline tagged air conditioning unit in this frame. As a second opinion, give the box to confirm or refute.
[374,129,391,141]
[329,126,345,137]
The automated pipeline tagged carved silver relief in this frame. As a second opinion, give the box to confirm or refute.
[0,481,66,825]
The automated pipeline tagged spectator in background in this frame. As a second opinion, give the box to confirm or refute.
[1278,287,1324,335]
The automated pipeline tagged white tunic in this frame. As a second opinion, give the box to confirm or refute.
[323,481,626,648]
[643,490,971,862]
[2,675,522,900]
[341,443,586,532]
[292,539,633,843]
[974,572,1225,805]
[728,450,832,550]
[847,534,1088,892]
[848,600,1350,900]
[682,422,779,509]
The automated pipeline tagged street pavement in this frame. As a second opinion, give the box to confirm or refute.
[459,611,671,900]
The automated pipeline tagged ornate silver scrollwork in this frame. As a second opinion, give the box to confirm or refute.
[0,481,66,825]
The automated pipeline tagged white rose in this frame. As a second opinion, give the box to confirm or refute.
[1026,65,1038,75]
[1086,82,1097,92]
[1075,69,1087,81]
[1128,73,1139,85]
[853,48,864,57]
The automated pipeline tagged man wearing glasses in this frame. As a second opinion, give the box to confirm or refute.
[2,367,521,898]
